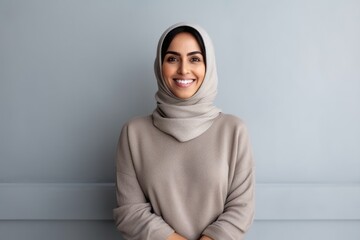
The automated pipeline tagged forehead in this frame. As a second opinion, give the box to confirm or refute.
[167,32,201,51]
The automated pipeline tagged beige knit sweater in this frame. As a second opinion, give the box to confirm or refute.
[113,113,255,240]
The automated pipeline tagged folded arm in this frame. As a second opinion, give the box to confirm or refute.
[202,124,255,240]
[113,124,180,240]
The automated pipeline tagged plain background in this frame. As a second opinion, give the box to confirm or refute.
[1,0,359,239]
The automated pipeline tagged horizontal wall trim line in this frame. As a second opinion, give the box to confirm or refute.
[1,183,359,220]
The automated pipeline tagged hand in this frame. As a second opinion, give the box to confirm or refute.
[199,236,214,240]
[167,232,188,240]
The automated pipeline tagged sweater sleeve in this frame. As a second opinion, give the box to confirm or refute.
[113,124,175,240]
[202,124,255,240]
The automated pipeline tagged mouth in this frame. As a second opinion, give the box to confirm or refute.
[173,78,195,88]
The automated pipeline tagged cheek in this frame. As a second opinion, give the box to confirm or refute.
[162,63,174,79]
[197,66,206,82]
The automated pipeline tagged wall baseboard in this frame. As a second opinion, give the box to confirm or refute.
[1,183,359,220]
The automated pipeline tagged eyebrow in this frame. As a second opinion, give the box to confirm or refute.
[165,51,203,56]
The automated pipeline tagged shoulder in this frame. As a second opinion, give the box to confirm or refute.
[120,115,155,138]
[120,115,152,130]
[219,113,245,124]
[212,113,251,143]
[217,113,248,131]
[118,115,152,134]
[219,114,254,170]
[123,115,152,128]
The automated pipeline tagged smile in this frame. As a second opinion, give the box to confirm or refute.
[174,79,195,88]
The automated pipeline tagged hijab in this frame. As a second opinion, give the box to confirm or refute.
[152,22,221,142]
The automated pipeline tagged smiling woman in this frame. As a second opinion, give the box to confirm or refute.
[113,23,255,240]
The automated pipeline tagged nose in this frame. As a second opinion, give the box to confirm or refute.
[177,61,189,75]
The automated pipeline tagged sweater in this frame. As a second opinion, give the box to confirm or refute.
[113,113,255,240]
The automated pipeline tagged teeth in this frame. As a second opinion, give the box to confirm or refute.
[175,79,193,84]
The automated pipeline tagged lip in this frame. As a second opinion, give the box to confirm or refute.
[173,78,195,88]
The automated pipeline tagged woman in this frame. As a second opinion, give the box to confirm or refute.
[113,22,255,240]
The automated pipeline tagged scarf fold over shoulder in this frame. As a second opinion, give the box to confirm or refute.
[152,22,221,142]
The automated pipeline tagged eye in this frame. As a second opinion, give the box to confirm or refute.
[166,56,178,63]
[190,56,202,63]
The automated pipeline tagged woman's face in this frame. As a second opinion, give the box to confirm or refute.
[162,32,206,99]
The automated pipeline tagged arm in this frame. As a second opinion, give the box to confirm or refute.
[202,125,255,240]
[202,169,255,240]
[113,124,176,240]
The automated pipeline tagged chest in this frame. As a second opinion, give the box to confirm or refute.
[129,132,236,198]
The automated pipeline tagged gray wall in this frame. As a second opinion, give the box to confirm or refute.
[1,0,359,239]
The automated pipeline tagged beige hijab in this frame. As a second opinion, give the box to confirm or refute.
[152,22,221,142]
